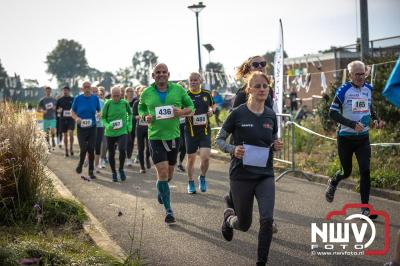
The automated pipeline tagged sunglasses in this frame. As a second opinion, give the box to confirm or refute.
[251,61,267,68]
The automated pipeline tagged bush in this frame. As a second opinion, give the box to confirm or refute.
[0,102,51,225]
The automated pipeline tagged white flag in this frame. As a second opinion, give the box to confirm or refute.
[273,19,284,138]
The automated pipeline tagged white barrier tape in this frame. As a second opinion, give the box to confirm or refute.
[289,121,400,147]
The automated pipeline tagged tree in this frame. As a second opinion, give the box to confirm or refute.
[263,50,288,76]
[132,50,158,86]
[0,59,8,91]
[115,67,134,86]
[45,39,89,90]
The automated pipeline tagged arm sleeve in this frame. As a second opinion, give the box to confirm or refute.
[126,101,133,132]
[215,111,236,154]
[272,113,278,141]
[101,101,111,128]
[96,97,101,112]
[132,100,139,116]
[71,97,78,113]
[138,93,147,118]
[329,95,357,129]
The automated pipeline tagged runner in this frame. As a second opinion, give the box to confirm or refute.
[71,81,101,179]
[184,72,214,194]
[92,85,105,173]
[325,60,383,219]
[138,63,194,224]
[38,86,57,150]
[56,86,75,157]
[216,71,282,266]
[211,89,224,126]
[101,86,132,182]
[99,86,109,168]
[132,85,151,173]
[125,86,138,167]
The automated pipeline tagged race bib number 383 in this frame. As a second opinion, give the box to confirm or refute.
[155,105,174,120]
[352,98,368,113]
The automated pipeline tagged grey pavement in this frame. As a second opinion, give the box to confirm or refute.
[48,146,400,266]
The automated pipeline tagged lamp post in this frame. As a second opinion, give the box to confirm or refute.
[188,2,206,73]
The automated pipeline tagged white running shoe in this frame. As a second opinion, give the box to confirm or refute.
[126,158,133,166]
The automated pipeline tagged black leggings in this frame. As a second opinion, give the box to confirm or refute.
[178,123,186,163]
[77,126,96,172]
[136,126,150,170]
[228,177,275,264]
[95,127,104,155]
[107,134,128,174]
[126,121,136,159]
[332,135,371,204]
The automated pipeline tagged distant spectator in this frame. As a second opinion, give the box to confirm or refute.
[211,89,223,126]
[289,88,298,112]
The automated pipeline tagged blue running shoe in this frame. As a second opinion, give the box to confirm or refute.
[187,180,196,194]
[157,192,163,204]
[119,169,126,181]
[165,209,176,224]
[112,173,118,182]
[199,176,207,192]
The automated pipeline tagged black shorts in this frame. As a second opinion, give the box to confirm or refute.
[60,118,75,133]
[184,129,211,154]
[149,138,180,165]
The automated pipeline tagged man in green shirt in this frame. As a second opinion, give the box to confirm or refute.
[102,86,133,182]
[139,63,194,224]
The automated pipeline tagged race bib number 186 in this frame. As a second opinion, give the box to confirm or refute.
[155,105,174,120]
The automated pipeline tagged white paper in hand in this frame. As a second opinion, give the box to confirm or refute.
[242,144,270,167]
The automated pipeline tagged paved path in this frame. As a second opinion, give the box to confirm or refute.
[48,147,399,266]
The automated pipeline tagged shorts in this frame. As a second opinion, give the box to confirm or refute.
[43,119,57,130]
[149,138,180,165]
[185,131,211,154]
[60,118,75,133]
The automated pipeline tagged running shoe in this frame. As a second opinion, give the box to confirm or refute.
[126,159,133,167]
[65,152,69,157]
[157,192,163,204]
[95,166,101,174]
[177,164,185,172]
[221,208,234,241]
[76,163,83,174]
[325,178,337,203]
[89,172,96,179]
[140,169,146,174]
[165,209,176,224]
[70,150,74,156]
[119,169,126,181]
[187,180,196,194]
[361,208,378,220]
[100,159,106,168]
[199,176,207,192]
[112,173,118,182]
[134,157,139,164]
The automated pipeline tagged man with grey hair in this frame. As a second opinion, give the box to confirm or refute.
[325,60,382,219]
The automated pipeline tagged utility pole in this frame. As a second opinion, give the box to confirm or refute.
[359,0,369,60]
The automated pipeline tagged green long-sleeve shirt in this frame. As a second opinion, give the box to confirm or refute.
[138,82,194,140]
[101,99,132,137]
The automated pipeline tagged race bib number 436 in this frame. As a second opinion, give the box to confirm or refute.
[155,105,174,120]
[352,98,368,113]
[193,114,207,126]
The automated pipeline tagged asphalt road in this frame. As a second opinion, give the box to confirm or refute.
[48,147,399,266]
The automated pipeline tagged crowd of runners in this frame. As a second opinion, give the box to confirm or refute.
[37,57,383,266]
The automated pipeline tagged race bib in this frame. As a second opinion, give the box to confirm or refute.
[111,119,123,129]
[352,98,368,113]
[63,110,71,117]
[81,119,92,128]
[193,114,207,126]
[155,105,174,120]
[138,118,148,126]
[179,117,186,124]
[45,102,54,110]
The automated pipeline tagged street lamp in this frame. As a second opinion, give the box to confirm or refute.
[203,43,214,64]
[188,2,206,73]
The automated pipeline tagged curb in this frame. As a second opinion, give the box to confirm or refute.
[46,167,127,262]
[210,149,400,202]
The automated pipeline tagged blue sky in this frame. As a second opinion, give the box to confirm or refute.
[0,0,399,86]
